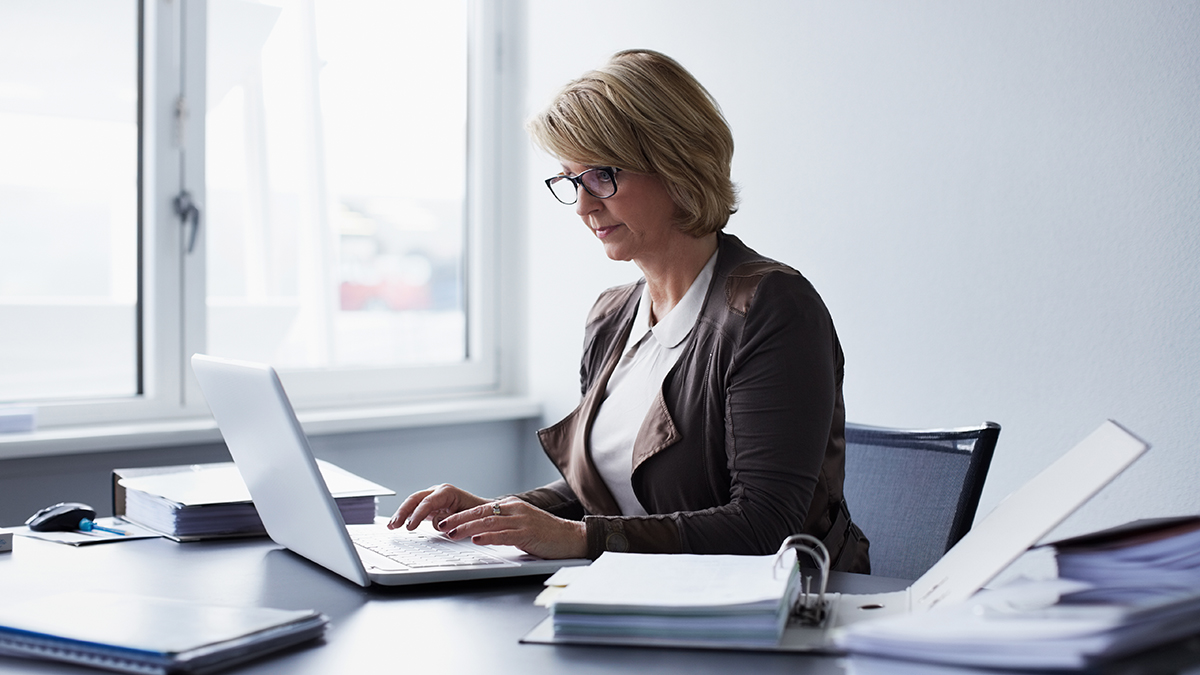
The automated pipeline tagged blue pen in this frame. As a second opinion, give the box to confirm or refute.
[78,518,128,536]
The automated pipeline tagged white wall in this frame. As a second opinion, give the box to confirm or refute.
[519,1,1200,538]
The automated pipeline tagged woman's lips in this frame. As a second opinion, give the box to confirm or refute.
[594,224,621,239]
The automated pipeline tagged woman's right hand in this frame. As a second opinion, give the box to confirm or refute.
[386,484,490,532]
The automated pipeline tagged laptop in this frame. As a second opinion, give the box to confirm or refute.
[191,353,590,587]
[522,419,1150,650]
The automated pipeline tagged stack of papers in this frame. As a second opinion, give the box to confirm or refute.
[1053,516,1200,604]
[837,516,1200,670]
[837,579,1200,669]
[548,551,800,648]
[116,460,393,540]
[0,592,327,674]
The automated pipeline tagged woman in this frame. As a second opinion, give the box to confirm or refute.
[389,49,869,573]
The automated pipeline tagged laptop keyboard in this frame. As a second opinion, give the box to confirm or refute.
[353,532,509,568]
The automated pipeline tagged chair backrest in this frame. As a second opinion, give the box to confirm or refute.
[842,421,1000,580]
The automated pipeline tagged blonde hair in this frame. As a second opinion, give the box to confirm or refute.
[527,49,738,236]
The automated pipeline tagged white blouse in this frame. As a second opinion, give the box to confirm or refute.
[589,252,718,516]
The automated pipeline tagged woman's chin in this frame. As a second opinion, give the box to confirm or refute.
[600,244,633,262]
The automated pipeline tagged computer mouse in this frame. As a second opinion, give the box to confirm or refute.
[25,502,97,532]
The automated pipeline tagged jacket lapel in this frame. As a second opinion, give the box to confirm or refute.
[536,320,632,517]
[631,386,681,473]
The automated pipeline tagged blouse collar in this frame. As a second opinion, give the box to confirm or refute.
[632,250,719,350]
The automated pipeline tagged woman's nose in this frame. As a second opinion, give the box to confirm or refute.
[575,188,602,218]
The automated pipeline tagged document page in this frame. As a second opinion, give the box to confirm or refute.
[119,460,393,506]
[553,550,796,614]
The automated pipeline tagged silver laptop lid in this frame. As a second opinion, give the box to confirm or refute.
[192,354,372,587]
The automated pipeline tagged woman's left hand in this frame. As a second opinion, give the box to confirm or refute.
[435,497,587,560]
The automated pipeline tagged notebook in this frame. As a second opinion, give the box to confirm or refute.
[0,591,327,674]
[523,419,1151,651]
[191,354,590,587]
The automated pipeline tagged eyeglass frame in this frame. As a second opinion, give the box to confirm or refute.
[544,166,622,205]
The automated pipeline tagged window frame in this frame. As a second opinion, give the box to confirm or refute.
[10,0,512,437]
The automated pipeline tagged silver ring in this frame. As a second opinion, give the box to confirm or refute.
[491,502,502,516]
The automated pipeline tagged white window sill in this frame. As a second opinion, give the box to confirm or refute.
[0,396,543,461]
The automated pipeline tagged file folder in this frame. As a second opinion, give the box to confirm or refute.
[0,592,328,674]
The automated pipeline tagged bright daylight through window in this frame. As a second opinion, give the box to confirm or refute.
[0,0,489,427]
[0,1,139,403]
[206,0,468,370]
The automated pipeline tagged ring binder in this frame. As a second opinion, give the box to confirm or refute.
[774,534,831,626]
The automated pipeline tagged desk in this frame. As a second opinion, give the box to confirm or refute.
[1,536,1198,675]
[0,535,902,675]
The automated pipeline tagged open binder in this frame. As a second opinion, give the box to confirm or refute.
[529,534,837,649]
[523,420,1151,653]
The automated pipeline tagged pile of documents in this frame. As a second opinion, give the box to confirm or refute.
[836,516,1200,670]
[1053,516,1200,604]
[548,551,801,647]
[115,460,393,540]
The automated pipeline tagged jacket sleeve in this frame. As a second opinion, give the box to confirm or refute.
[583,271,840,557]
[510,480,587,521]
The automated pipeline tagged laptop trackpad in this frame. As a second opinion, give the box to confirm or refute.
[358,546,412,572]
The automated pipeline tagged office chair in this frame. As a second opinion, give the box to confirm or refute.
[842,421,1000,580]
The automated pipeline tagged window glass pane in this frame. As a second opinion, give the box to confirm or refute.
[0,1,139,403]
[205,0,467,370]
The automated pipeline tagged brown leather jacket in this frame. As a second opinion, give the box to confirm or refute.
[516,233,870,573]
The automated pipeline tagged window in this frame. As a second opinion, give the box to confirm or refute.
[0,0,505,432]
[0,1,140,404]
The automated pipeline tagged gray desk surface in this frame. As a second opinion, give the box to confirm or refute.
[0,535,906,674]
[1,535,1198,675]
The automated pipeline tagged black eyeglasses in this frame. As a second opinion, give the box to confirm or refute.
[544,167,621,205]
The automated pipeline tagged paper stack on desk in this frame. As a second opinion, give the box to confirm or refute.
[836,516,1200,670]
[115,460,393,541]
[1052,515,1200,604]
[547,551,801,648]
